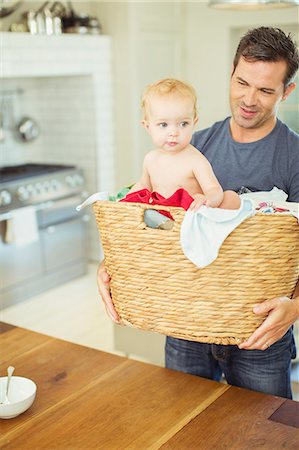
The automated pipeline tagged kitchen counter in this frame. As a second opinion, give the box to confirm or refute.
[0,322,298,449]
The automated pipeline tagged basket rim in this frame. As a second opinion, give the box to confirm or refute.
[94,199,298,217]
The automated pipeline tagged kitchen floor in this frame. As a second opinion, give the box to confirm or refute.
[1,263,118,355]
[1,263,298,401]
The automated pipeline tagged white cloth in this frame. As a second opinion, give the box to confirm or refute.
[180,199,255,268]
[239,186,287,205]
[5,206,39,246]
[240,187,298,220]
[76,191,109,211]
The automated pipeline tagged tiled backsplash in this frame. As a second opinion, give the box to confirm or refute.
[1,33,115,261]
[1,76,96,169]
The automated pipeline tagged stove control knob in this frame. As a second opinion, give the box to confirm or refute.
[43,181,50,192]
[35,183,43,195]
[66,175,76,188]
[17,186,29,201]
[74,174,84,186]
[0,190,12,206]
[26,184,34,197]
[51,179,60,191]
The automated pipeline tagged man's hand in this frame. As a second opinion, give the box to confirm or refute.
[97,262,121,323]
[238,295,299,350]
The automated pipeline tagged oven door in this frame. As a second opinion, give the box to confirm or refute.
[0,212,43,290]
[39,195,88,273]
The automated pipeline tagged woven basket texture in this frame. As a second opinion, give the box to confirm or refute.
[93,201,299,345]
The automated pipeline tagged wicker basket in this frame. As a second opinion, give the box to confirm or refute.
[93,201,299,345]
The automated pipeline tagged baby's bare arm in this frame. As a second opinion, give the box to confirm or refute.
[128,153,153,193]
[190,150,224,209]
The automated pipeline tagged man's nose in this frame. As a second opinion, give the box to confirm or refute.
[243,88,258,106]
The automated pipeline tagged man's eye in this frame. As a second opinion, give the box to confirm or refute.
[158,123,167,128]
[261,89,273,95]
[237,80,247,86]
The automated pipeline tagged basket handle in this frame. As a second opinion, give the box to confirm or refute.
[134,203,185,229]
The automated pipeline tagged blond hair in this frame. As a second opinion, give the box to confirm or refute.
[141,78,198,120]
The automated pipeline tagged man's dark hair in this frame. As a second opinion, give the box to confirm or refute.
[233,27,299,88]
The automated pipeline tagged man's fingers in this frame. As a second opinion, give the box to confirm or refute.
[99,285,120,323]
[97,265,120,323]
[104,303,121,323]
[239,324,287,350]
[253,298,279,314]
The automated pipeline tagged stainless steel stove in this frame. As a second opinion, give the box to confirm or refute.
[0,163,89,308]
[0,163,85,212]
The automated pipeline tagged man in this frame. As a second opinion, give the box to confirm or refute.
[98,27,299,399]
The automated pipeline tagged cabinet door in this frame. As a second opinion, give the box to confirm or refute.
[41,218,87,272]
[131,2,184,174]
[131,25,184,176]
[132,30,184,175]
[95,2,185,186]
[114,324,165,367]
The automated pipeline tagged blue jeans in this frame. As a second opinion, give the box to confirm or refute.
[165,328,296,399]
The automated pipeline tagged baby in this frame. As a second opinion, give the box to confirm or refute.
[129,78,240,212]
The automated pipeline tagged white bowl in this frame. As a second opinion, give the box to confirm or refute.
[0,376,37,419]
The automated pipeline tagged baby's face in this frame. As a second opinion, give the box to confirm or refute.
[143,94,197,153]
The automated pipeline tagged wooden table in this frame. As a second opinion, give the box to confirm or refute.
[0,322,298,449]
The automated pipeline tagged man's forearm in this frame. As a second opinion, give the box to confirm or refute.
[292,278,299,320]
[292,278,299,300]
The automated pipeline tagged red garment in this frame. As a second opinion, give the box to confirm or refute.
[120,188,194,219]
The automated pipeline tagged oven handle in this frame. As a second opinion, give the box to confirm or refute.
[45,214,90,233]
[0,202,53,222]
[0,194,87,222]
[43,195,86,212]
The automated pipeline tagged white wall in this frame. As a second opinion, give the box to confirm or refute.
[184,2,298,129]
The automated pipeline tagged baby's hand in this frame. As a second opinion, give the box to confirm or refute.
[189,194,207,211]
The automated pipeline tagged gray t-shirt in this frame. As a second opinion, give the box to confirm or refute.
[191,117,299,202]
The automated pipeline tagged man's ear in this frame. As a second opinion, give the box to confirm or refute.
[194,116,199,126]
[282,82,296,101]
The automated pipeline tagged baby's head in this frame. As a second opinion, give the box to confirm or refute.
[141,78,198,121]
[141,78,198,152]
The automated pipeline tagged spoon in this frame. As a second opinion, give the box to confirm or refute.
[1,366,15,405]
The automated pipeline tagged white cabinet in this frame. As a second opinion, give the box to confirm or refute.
[114,326,165,367]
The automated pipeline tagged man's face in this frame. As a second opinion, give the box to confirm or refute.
[230,56,294,132]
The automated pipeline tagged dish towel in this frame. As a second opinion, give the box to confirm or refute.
[180,198,255,268]
[5,206,39,246]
